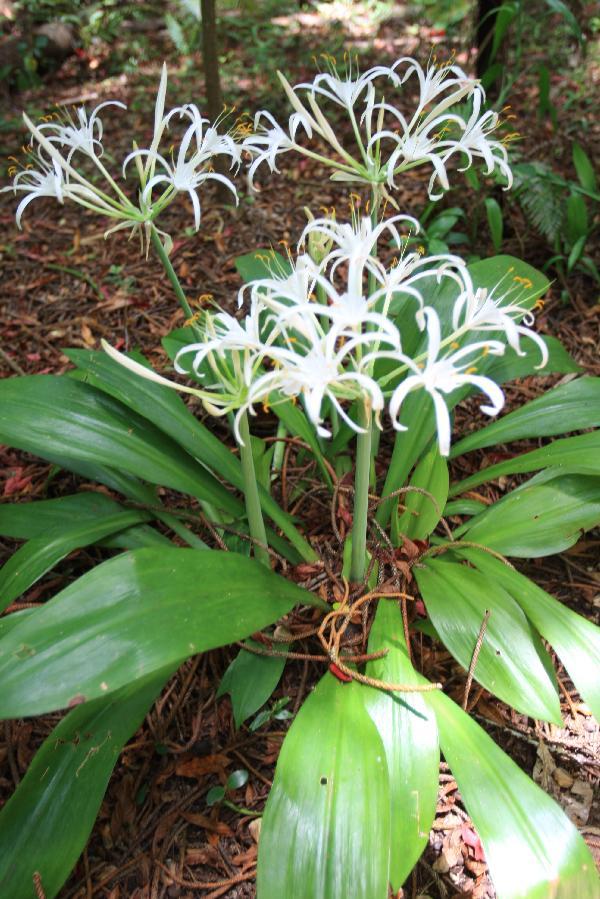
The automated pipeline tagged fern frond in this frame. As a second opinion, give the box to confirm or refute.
[511,162,567,243]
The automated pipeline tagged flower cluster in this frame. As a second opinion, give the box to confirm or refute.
[3,65,240,247]
[243,54,513,199]
[104,211,546,455]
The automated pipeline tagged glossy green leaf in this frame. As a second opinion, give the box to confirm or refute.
[572,142,597,193]
[364,601,439,889]
[0,548,313,718]
[0,375,242,515]
[235,249,290,283]
[217,641,287,729]
[481,334,579,383]
[427,689,600,898]
[451,377,600,457]
[0,492,127,539]
[416,558,560,721]
[376,392,436,529]
[485,198,503,251]
[459,548,600,721]
[67,350,317,562]
[258,673,390,899]
[0,668,172,899]
[450,432,600,497]
[0,509,149,611]
[395,443,449,542]
[459,473,600,556]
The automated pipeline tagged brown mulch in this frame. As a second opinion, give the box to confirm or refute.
[1,4,599,898]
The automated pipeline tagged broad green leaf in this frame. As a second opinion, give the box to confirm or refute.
[0,492,126,539]
[485,198,503,251]
[566,193,588,244]
[66,349,243,487]
[444,499,488,517]
[427,690,600,898]
[416,558,560,722]
[459,548,600,721]
[100,523,172,550]
[217,641,287,729]
[364,601,439,889]
[0,510,149,611]
[544,0,583,42]
[395,443,449,542]
[567,235,587,273]
[376,392,436,529]
[235,249,290,283]
[459,474,600,556]
[449,432,600,496]
[572,142,597,193]
[67,350,317,562]
[0,376,242,516]
[481,334,579,383]
[258,673,390,899]
[451,377,600,457]
[0,548,313,718]
[0,668,172,899]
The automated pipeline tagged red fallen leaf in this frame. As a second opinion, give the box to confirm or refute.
[461,824,486,861]
[26,353,41,362]
[114,337,126,351]
[415,600,427,617]
[4,469,32,496]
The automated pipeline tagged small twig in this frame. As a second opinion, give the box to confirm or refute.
[0,345,26,375]
[156,859,255,891]
[463,609,491,710]
[33,873,46,899]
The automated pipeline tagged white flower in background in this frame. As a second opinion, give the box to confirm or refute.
[123,117,239,230]
[37,100,126,163]
[165,103,243,168]
[452,273,548,367]
[386,307,506,455]
[239,252,319,313]
[243,110,312,187]
[295,60,398,110]
[445,90,513,189]
[392,57,480,123]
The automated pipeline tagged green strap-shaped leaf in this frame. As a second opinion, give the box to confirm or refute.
[0,667,173,899]
[257,673,390,899]
[67,350,317,562]
[458,473,600,557]
[0,510,149,611]
[364,601,439,890]
[274,398,333,490]
[426,689,600,898]
[450,377,600,457]
[0,375,242,516]
[416,558,561,722]
[394,442,448,542]
[478,334,579,383]
[376,392,436,529]
[0,547,313,718]
[459,548,600,721]
[0,492,126,539]
[217,641,287,729]
[449,432,600,496]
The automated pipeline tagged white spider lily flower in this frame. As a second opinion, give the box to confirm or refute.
[298,214,417,289]
[295,63,398,110]
[38,100,126,163]
[239,252,319,313]
[261,331,386,438]
[164,103,243,169]
[452,277,548,368]
[391,57,481,127]
[3,152,108,228]
[386,307,506,456]
[242,110,311,187]
[174,306,267,376]
[446,91,513,188]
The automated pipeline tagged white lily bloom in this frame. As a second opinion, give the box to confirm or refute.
[372,250,468,311]
[391,57,480,126]
[445,91,512,188]
[164,103,243,169]
[38,100,126,163]
[243,110,311,187]
[298,214,417,289]
[295,62,398,110]
[452,275,548,367]
[174,305,268,376]
[239,252,319,313]
[386,307,506,456]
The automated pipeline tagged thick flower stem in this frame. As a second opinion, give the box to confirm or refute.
[350,401,372,583]
[150,225,195,322]
[237,411,271,568]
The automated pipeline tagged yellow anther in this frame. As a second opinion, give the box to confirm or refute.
[197,293,213,305]
[7,155,19,163]
[466,366,478,374]
[418,245,425,256]
[184,312,202,327]
[262,401,271,413]
[450,341,460,350]
[8,166,17,176]
[534,298,546,310]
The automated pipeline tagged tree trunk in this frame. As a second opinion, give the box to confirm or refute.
[475,0,500,97]
[200,0,229,200]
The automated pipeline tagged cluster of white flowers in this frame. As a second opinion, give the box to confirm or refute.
[242,54,514,199]
[3,65,240,247]
[104,212,546,455]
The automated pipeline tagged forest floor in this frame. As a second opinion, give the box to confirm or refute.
[1,2,599,897]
